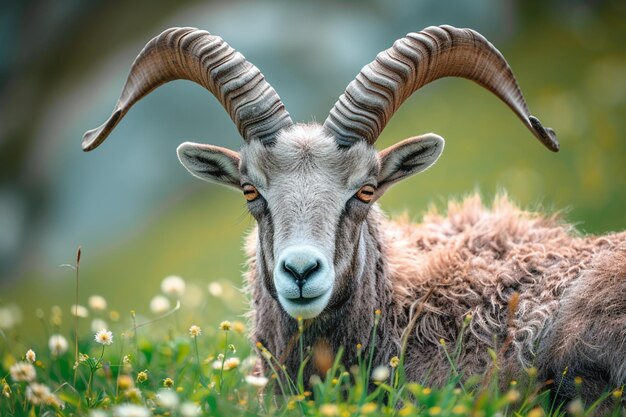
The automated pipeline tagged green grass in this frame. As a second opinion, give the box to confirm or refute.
[1,267,624,417]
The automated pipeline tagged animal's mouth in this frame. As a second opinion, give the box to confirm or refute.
[284,294,324,306]
[277,287,333,319]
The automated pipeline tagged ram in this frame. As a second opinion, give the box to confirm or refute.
[83,26,626,404]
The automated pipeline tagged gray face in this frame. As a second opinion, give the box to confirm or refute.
[240,125,379,318]
[177,123,445,319]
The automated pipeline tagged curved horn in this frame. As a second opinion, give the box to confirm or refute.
[82,27,292,151]
[323,25,559,152]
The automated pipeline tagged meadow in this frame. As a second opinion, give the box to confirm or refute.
[1,259,624,416]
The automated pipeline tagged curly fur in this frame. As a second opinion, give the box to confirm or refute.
[246,193,626,402]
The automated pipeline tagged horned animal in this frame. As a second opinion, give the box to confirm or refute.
[83,26,626,405]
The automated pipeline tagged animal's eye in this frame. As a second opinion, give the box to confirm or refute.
[355,185,375,203]
[243,184,259,202]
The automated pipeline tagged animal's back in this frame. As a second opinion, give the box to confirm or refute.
[381,193,626,385]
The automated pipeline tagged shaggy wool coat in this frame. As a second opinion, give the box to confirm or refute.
[246,194,626,404]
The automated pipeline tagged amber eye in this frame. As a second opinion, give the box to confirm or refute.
[243,184,259,202]
[355,185,375,203]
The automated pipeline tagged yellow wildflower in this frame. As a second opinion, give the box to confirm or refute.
[232,321,246,334]
[360,403,377,414]
[117,375,134,391]
[429,406,442,415]
[506,389,520,402]
[2,384,11,398]
[389,356,400,368]
[319,404,339,416]
[137,371,148,383]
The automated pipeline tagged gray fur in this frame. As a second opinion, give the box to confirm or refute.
[175,124,626,406]
[229,126,625,407]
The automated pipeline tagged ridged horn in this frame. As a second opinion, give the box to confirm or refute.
[82,27,292,151]
[323,25,559,152]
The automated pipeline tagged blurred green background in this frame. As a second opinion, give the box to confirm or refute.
[1,0,624,332]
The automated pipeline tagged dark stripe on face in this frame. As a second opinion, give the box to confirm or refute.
[333,208,348,267]
[327,209,363,310]
[259,208,278,300]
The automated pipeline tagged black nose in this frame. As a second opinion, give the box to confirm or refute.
[282,259,320,288]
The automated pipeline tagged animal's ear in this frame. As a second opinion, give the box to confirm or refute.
[377,133,444,190]
[177,142,241,190]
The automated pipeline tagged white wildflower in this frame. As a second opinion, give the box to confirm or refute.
[156,389,179,409]
[49,334,69,355]
[241,355,259,373]
[245,374,269,387]
[10,362,36,382]
[112,403,151,417]
[25,382,63,408]
[207,281,223,297]
[568,399,585,416]
[25,382,50,405]
[70,304,89,318]
[371,365,390,382]
[189,325,202,337]
[149,295,171,314]
[180,402,202,417]
[94,328,114,345]
[91,318,109,332]
[161,275,186,297]
[0,308,16,329]
[89,410,110,417]
[0,304,22,329]
[213,357,241,371]
[25,349,36,363]
[88,295,108,311]
[124,387,142,402]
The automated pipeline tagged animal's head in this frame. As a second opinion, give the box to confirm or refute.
[83,26,558,320]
